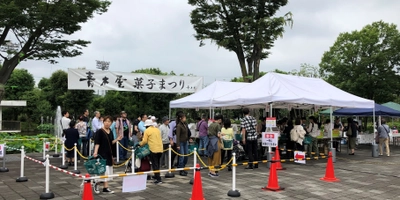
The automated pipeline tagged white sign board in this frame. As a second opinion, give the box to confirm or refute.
[261,132,278,147]
[265,117,276,128]
[122,175,147,193]
[0,144,4,158]
[68,69,203,93]
[294,151,306,164]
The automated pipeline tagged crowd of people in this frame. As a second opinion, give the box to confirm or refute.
[59,107,392,195]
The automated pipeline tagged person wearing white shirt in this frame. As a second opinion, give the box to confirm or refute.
[158,116,170,168]
[92,111,102,134]
[61,111,71,131]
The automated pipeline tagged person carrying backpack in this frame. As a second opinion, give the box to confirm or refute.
[378,119,390,156]
[116,111,132,160]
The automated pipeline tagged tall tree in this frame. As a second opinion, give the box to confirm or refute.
[4,68,35,100]
[188,0,293,82]
[47,70,68,108]
[319,21,400,103]
[291,63,321,78]
[0,0,111,101]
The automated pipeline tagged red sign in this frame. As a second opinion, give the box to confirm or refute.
[264,134,275,139]
[295,153,305,160]
[45,142,50,152]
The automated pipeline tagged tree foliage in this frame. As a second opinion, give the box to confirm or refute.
[319,21,400,103]
[188,0,292,82]
[4,68,34,100]
[0,0,111,102]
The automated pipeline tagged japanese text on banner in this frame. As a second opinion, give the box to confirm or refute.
[68,69,203,93]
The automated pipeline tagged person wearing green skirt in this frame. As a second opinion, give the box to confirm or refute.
[221,119,234,171]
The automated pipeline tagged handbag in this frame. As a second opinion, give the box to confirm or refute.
[84,155,106,175]
[136,144,151,159]
[303,135,312,144]
[346,126,352,137]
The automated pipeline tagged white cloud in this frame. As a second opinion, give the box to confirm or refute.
[14,0,400,85]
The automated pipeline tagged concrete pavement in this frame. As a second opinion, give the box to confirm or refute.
[1,144,400,200]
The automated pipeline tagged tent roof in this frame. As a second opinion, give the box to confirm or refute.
[169,81,249,108]
[319,108,339,115]
[333,103,400,117]
[212,72,375,109]
[382,102,400,112]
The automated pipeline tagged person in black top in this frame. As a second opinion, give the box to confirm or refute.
[131,116,141,144]
[93,116,122,194]
[64,120,80,166]
[82,109,90,123]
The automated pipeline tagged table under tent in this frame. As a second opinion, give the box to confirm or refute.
[333,104,400,146]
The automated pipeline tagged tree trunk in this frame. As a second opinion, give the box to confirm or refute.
[0,57,19,102]
[235,51,249,82]
[253,58,261,81]
[247,57,253,78]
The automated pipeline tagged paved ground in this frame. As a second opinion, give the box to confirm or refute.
[1,144,400,200]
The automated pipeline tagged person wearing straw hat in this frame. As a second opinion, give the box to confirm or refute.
[135,119,163,184]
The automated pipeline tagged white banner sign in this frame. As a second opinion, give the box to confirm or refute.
[0,144,4,158]
[122,175,147,193]
[261,132,278,147]
[68,69,203,93]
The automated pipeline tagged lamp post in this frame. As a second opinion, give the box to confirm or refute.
[95,60,110,96]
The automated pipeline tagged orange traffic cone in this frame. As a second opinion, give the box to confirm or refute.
[320,152,339,182]
[262,157,284,191]
[82,174,94,200]
[189,164,205,200]
[275,146,286,170]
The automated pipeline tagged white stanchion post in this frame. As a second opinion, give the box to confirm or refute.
[41,140,46,162]
[39,155,54,199]
[71,143,80,174]
[89,140,92,157]
[59,140,68,169]
[16,146,28,182]
[189,148,197,184]
[0,143,9,172]
[228,152,240,197]
[116,142,120,164]
[53,137,60,157]
[165,144,174,178]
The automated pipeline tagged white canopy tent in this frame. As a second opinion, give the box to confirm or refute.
[212,72,375,151]
[170,81,249,109]
[212,72,375,109]
[169,81,250,119]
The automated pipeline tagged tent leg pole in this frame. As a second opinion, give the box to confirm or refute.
[169,107,171,120]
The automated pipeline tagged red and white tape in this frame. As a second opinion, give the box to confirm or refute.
[25,156,85,178]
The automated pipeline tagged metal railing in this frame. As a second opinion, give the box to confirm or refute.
[0,120,21,132]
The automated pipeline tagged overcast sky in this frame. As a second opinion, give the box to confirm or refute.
[16,0,400,86]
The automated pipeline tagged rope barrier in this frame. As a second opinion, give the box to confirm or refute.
[4,145,22,151]
[170,148,195,157]
[2,138,57,141]
[116,141,131,151]
[63,145,74,152]
[25,156,85,178]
